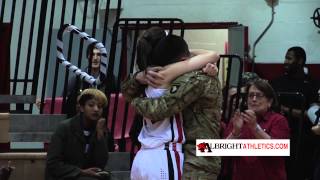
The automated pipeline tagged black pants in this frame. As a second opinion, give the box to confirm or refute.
[77,176,110,180]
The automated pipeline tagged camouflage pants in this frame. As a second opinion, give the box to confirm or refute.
[183,163,218,180]
[183,172,218,180]
[182,145,220,180]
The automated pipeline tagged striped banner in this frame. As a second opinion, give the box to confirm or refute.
[56,24,108,86]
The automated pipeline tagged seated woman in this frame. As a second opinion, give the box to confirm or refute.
[129,27,220,180]
[223,79,290,180]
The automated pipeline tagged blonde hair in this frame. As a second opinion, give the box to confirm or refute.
[78,88,108,107]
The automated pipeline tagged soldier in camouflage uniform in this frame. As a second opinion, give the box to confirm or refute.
[122,69,222,179]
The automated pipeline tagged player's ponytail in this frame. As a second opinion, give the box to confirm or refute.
[136,27,166,70]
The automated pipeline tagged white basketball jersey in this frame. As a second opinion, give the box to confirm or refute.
[138,86,185,149]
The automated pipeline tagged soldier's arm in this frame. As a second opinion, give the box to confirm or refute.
[131,73,206,122]
[121,75,146,102]
[159,50,219,83]
[143,51,219,89]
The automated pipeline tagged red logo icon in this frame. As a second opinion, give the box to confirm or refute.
[197,142,212,152]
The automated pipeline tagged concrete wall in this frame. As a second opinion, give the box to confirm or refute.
[121,0,320,63]
[2,0,319,66]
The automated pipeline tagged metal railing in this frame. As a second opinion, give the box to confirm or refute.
[0,0,122,114]
[219,55,243,123]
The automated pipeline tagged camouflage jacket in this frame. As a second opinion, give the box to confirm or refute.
[121,71,222,175]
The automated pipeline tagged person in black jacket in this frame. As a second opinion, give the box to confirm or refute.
[271,46,320,180]
[46,89,110,180]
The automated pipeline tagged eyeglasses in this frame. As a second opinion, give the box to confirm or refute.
[248,92,265,100]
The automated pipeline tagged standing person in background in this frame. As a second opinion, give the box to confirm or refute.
[271,46,319,116]
[271,46,320,180]
[65,44,116,118]
[122,28,223,180]
[46,89,110,180]
[224,79,289,180]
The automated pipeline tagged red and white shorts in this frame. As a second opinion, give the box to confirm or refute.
[131,143,184,180]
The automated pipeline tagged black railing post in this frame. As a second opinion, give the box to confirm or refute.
[9,0,17,92]
[23,0,38,95]
[31,0,49,112]
[92,0,99,38]
[12,0,27,95]
[0,0,6,23]
[50,0,67,114]
[39,0,57,114]
[61,0,79,114]
[219,55,243,122]
[102,0,111,46]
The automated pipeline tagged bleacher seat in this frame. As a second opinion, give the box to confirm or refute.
[107,94,136,152]
[107,94,136,140]
[42,97,63,114]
